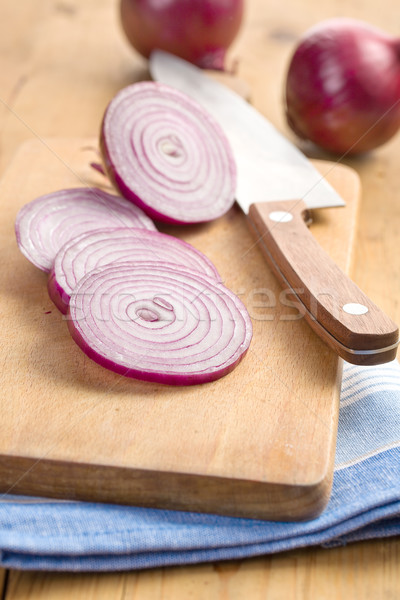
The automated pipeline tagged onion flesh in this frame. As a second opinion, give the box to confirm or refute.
[15,187,156,272]
[48,227,221,314]
[119,0,244,70]
[67,262,252,385]
[285,18,400,155]
[100,81,237,224]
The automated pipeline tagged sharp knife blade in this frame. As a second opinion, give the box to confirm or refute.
[149,50,399,365]
[149,50,344,212]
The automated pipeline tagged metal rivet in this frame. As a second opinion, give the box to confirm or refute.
[343,303,369,315]
[269,210,293,223]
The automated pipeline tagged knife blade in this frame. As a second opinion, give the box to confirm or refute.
[149,50,399,365]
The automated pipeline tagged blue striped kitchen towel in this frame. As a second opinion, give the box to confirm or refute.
[0,360,399,571]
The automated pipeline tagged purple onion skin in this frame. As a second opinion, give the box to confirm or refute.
[285,19,400,155]
[66,263,252,386]
[47,227,222,314]
[47,269,70,314]
[120,0,244,70]
[67,321,250,386]
[99,83,236,225]
[99,133,209,226]
[99,126,190,225]
[15,187,156,272]
[98,130,175,225]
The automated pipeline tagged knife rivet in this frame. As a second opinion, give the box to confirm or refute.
[343,303,369,315]
[269,211,293,223]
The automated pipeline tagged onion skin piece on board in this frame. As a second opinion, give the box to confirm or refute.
[15,187,156,272]
[285,18,400,155]
[67,262,252,386]
[48,227,221,314]
[119,0,244,71]
[100,81,237,224]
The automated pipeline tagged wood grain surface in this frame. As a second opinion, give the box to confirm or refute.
[0,0,399,597]
[5,538,400,600]
[0,139,358,521]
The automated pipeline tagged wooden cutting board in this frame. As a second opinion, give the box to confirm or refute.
[0,138,360,521]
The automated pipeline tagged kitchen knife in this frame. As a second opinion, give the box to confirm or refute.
[149,50,399,365]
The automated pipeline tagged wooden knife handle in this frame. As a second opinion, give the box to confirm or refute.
[248,199,399,365]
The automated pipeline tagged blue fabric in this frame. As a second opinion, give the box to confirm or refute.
[1,360,399,571]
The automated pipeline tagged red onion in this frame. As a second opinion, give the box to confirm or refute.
[100,81,237,224]
[67,262,252,385]
[48,227,221,314]
[119,0,244,70]
[285,18,400,155]
[15,187,156,272]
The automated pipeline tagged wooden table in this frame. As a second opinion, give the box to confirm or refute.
[1,0,399,597]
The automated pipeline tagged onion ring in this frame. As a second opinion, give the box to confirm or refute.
[100,82,237,224]
[15,187,156,272]
[67,262,252,385]
[48,227,221,314]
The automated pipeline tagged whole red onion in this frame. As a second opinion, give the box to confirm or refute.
[119,0,244,70]
[285,18,400,155]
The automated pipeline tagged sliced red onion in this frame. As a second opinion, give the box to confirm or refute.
[15,187,156,272]
[67,262,252,385]
[48,227,221,314]
[100,81,237,224]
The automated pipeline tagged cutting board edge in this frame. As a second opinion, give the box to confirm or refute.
[0,453,334,521]
[0,139,360,522]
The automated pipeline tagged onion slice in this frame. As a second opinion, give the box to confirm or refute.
[48,227,221,314]
[67,262,252,385]
[15,187,156,272]
[100,81,237,224]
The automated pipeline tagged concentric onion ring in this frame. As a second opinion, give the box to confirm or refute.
[67,262,252,385]
[48,227,221,314]
[100,81,237,224]
[15,187,156,272]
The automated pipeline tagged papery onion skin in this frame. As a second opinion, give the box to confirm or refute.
[119,0,244,70]
[48,227,221,314]
[15,187,156,272]
[100,81,237,224]
[285,18,400,155]
[67,262,252,386]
